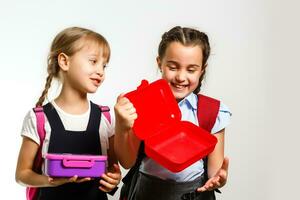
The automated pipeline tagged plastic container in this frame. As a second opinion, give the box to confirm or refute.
[45,154,107,177]
[125,79,217,172]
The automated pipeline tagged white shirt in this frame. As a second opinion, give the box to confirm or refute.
[140,93,232,182]
[20,101,115,159]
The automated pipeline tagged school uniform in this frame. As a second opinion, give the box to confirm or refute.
[21,101,114,200]
[133,93,232,200]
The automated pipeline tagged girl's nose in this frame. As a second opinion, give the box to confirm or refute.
[96,65,104,77]
[175,71,185,82]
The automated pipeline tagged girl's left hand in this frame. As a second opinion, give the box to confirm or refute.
[99,164,121,192]
[197,157,229,192]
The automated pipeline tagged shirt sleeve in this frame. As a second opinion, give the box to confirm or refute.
[211,102,232,134]
[20,109,40,145]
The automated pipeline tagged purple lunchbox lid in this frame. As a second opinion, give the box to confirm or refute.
[45,153,107,161]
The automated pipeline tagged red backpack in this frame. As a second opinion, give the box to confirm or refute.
[120,94,220,200]
[26,105,111,200]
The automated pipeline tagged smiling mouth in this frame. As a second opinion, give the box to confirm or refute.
[171,82,187,90]
[91,78,101,85]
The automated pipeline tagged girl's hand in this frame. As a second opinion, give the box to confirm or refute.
[99,164,121,192]
[197,157,229,192]
[114,94,137,132]
[48,175,91,186]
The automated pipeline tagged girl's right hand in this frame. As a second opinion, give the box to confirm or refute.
[48,175,91,187]
[114,94,137,132]
[197,157,229,192]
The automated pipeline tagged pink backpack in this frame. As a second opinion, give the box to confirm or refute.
[26,105,111,200]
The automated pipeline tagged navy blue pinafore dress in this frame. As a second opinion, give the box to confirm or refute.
[37,102,108,200]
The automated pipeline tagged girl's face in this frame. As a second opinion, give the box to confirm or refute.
[61,40,107,94]
[157,42,204,101]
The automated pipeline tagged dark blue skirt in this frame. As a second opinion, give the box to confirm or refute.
[131,172,215,200]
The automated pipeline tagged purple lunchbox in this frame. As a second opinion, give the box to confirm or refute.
[45,153,107,177]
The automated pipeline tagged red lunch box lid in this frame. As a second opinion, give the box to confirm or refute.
[125,79,181,140]
[124,79,217,172]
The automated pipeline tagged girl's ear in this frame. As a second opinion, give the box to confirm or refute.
[58,53,70,71]
[156,56,162,72]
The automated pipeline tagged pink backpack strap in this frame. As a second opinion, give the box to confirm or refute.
[34,107,46,146]
[197,94,220,132]
[26,106,46,200]
[98,105,111,124]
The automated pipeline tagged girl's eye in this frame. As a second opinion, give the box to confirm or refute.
[103,64,108,68]
[167,65,176,71]
[187,67,197,73]
[90,59,97,64]
[188,69,196,73]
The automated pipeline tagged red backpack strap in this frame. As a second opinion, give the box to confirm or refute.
[197,94,220,132]
[98,105,111,124]
[197,94,222,194]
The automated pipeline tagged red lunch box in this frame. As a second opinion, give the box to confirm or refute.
[124,79,217,172]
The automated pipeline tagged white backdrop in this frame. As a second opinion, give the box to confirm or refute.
[1,0,299,199]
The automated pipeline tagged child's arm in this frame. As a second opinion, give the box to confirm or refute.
[107,136,118,169]
[15,137,90,187]
[114,94,140,169]
[208,129,226,177]
[15,137,50,187]
[99,136,121,193]
[197,129,229,192]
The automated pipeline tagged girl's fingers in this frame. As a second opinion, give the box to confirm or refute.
[116,94,131,105]
[127,107,136,115]
[219,169,227,180]
[99,179,114,190]
[198,184,209,192]
[197,187,206,192]
[116,103,136,119]
[213,180,221,187]
[107,164,121,178]
[208,176,223,191]
[69,175,78,183]
[133,113,138,119]
[207,183,214,191]
[48,175,93,186]
[99,165,121,192]
[197,176,217,192]
[116,93,125,102]
[122,108,136,117]
[48,177,70,186]
[101,174,119,185]
[99,186,110,192]
[75,177,91,183]
[213,176,220,183]
[117,102,132,111]
[197,181,210,192]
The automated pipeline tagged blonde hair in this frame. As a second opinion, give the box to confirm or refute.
[36,27,110,107]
